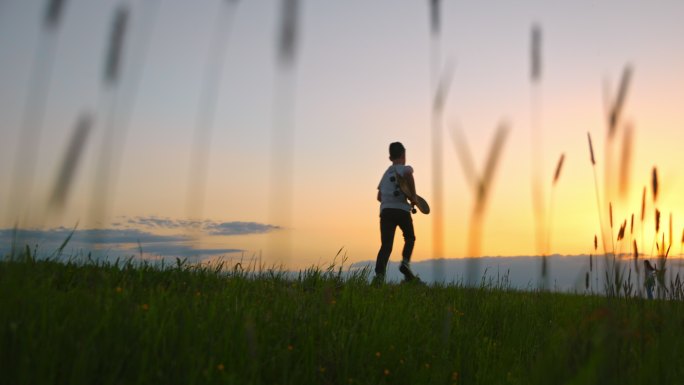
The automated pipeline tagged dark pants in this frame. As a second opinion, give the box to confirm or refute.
[375,208,415,275]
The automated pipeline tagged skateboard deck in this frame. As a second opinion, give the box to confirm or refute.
[395,171,430,215]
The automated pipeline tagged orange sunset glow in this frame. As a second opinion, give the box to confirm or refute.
[1,1,684,271]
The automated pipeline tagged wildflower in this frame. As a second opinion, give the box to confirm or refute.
[319,366,326,373]
[452,372,459,380]
[217,363,224,371]
[287,345,294,351]
[141,304,149,311]
[115,287,123,293]
[375,352,381,358]
[384,369,390,376]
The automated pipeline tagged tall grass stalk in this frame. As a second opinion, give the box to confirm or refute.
[640,186,646,265]
[450,123,509,285]
[7,0,68,225]
[431,60,453,282]
[609,202,615,257]
[633,240,640,296]
[587,133,608,257]
[529,24,545,259]
[649,167,660,281]
[186,1,238,225]
[669,212,673,251]
[603,65,632,204]
[428,0,446,281]
[89,5,130,229]
[650,208,661,279]
[92,0,161,219]
[269,0,301,262]
[543,152,564,286]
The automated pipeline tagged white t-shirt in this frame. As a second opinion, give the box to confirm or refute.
[377,164,413,212]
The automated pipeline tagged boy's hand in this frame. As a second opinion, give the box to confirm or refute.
[409,195,418,206]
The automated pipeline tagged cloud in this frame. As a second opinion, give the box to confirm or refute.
[204,221,280,236]
[0,227,243,260]
[139,244,243,257]
[0,228,186,245]
[0,216,277,261]
[126,216,201,229]
[123,216,281,236]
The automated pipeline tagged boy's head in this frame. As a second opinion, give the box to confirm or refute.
[389,142,406,162]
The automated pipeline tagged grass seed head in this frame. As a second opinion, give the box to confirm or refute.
[44,0,67,31]
[641,186,646,222]
[608,65,632,139]
[619,123,633,197]
[49,113,93,209]
[630,213,634,235]
[430,0,441,37]
[594,235,598,251]
[609,202,613,229]
[652,167,659,203]
[278,0,299,67]
[531,24,542,82]
[553,153,565,185]
[656,209,661,234]
[104,6,129,85]
[587,132,596,165]
[617,220,626,241]
[633,240,638,259]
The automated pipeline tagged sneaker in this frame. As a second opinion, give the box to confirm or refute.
[399,262,417,281]
[371,274,385,286]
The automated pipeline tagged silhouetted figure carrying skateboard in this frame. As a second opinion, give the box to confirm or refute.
[373,142,428,285]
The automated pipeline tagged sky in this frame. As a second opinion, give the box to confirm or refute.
[1,0,684,268]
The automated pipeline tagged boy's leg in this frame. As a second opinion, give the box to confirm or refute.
[375,210,398,277]
[397,211,417,280]
[397,211,415,264]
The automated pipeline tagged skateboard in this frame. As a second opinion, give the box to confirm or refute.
[394,170,430,215]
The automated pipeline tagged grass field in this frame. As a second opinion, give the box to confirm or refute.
[2,252,684,385]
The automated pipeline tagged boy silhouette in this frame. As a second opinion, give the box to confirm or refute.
[373,142,420,284]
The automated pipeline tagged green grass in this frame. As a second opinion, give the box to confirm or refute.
[2,253,684,385]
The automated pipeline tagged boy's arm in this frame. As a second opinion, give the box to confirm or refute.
[403,169,418,205]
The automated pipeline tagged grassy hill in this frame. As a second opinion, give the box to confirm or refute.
[2,253,683,384]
